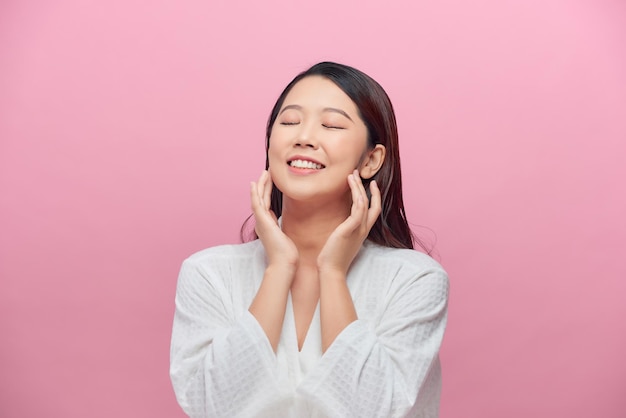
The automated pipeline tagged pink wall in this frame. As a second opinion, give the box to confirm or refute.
[1,0,624,417]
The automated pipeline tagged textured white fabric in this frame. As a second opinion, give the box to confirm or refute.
[170,239,449,418]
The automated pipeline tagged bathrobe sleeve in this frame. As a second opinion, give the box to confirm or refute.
[169,255,285,418]
[297,259,449,418]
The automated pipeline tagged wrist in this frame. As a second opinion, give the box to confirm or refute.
[317,265,347,282]
[265,263,297,284]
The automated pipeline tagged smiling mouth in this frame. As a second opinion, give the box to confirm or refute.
[288,159,325,170]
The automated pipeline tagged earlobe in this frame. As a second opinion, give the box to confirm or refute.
[359,144,386,179]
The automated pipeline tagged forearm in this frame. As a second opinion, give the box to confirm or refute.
[249,264,294,352]
[319,269,357,352]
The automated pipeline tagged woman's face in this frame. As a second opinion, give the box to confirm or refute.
[268,76,370,205]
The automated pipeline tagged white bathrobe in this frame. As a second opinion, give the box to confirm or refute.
[170,239,449,418]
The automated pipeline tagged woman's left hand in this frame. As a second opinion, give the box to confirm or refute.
[317,170,381,276]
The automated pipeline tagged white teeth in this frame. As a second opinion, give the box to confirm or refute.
[289,159,323,169]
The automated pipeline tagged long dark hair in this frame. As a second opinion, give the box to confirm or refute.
[242,61,428,251]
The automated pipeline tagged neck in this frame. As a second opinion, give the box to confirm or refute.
[280,195,350,265]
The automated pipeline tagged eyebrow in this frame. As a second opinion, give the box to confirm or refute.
[279,104,354,122]
[324,107,354,122]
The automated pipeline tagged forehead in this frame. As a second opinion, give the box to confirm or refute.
[282,76,358,112]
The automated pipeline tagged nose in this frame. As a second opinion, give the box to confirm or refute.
[294,123,318,149]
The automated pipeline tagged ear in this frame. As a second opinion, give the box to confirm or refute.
[359,144,386,179]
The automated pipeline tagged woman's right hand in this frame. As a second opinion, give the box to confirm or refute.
[249,170,298,351]
[250,170,299,275]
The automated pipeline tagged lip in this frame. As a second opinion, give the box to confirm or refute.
[286,154,326,175]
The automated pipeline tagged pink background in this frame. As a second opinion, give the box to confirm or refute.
[1,0,625,417]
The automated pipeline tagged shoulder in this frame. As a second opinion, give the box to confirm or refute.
[184,239,264,267]
[178,240,265,284]
[174,241,267,311]
[359,240,446,276]
[354,241,449,296]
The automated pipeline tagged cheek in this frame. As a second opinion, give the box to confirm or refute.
[331,139,368,165]
[267,142,283,169]
[268,129,288,151]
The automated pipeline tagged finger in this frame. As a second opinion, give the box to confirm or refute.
[346,173,365,229]
[256,170,268,207]
[366,180,382,229]
[263,169,273,210]
[353,169,368,201]
[352,170,369,224]
[252,171,270,214]
[251,181,267,236]
[251,180,268,216]
[250,181,260,211]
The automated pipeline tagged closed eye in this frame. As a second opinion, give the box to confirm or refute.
[280,122,300,126]
[322,124,345,130]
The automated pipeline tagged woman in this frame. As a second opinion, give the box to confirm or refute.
[170,62,449,418]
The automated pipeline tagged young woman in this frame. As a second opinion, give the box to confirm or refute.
[170,62,449,418]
